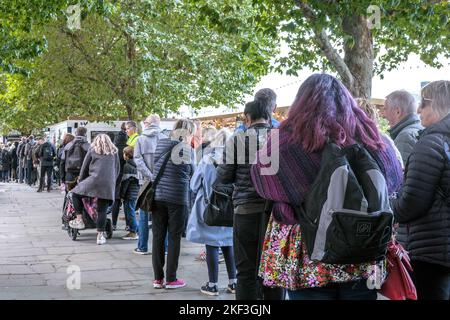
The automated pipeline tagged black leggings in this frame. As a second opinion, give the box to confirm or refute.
[72,193,111,232]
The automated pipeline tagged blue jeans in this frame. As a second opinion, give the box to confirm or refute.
[123,200,138,233]
[138,209,150,251]
[205,245,236,283]
[288,279,377,300]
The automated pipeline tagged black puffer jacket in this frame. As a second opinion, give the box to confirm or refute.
[393,114,450,268]
[216,123,271,206]
[120,159,140,200]
[153,138,194,206]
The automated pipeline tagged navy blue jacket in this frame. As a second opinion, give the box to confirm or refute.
[153,138,194,206]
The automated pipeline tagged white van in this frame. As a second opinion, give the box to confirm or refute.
[46,119,123,145]
[46,118,179,146]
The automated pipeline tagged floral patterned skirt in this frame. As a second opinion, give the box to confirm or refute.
[259,216,385,290]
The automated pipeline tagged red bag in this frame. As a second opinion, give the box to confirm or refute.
[380,239,417,300]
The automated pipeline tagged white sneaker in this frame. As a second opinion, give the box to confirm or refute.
[69,219,85,230]
[97,233,106,245]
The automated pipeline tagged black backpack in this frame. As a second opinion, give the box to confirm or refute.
[295,142,393,265]
[42,143,54,161]
[65,141,87,172]
[203,160,234,227]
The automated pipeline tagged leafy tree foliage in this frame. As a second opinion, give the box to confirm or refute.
[0,0,277,133]
[254,0,449,98]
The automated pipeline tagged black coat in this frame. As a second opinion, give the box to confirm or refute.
[0,150,11,171]
[120,159,140,200]
[39,142,56,167]
[153,138,194,206]
[393,114,450,268]
[11,143,19,168]
[216,123,271,207]
[114,130,128,172]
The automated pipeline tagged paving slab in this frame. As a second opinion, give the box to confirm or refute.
[0,182,221,300]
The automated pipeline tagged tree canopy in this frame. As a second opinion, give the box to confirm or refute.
[256,0,449,98]
[1,0,277,134]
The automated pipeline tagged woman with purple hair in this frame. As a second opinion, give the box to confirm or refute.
[251,74,403,300]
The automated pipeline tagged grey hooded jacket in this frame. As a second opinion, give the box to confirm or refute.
[388,114,423,166]
[134,125,167,181]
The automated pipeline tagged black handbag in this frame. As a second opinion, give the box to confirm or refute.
[202,160,234,227]
[136,144,176,212]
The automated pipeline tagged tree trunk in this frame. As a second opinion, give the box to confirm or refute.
[342,14,374,99]
[125,103,133,120]
[124,23,136,121]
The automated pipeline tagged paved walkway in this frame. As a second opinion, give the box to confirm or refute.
[0,182,233,300]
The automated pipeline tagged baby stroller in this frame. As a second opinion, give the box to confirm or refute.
[62,191,113,241]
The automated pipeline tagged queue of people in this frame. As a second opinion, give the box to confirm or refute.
[1,74,449,300]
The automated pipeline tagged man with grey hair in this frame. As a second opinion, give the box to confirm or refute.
[133,114,168,255]
[384,90,423,166]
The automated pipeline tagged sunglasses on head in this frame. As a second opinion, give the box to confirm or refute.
[419,96,433,109]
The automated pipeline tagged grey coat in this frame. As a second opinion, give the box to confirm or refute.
[71,148,120,201]
[134,125,167,182]
[388,114,423,166]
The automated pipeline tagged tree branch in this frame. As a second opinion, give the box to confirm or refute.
[60,27,124,101]
[294,0,354,88]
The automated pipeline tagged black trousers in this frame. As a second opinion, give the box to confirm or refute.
[152,201,186,282]
[39,166,53,190]
[72,193,111,232]
[111,199,124,227]
[234,212,286,300]
[411,260,450,300]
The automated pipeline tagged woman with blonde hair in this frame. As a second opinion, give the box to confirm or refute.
[69,134,120,245]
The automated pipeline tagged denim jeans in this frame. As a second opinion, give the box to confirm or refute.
[123,199,138,233]
[138,209,150,251]
[26,160,33,185]
[288,279,377,300]
[18,163,25,183]
[205,245,236,283]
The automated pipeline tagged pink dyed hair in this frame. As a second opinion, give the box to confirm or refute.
[281,74,385,152]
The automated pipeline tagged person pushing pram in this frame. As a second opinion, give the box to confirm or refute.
[67,133,120,245]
